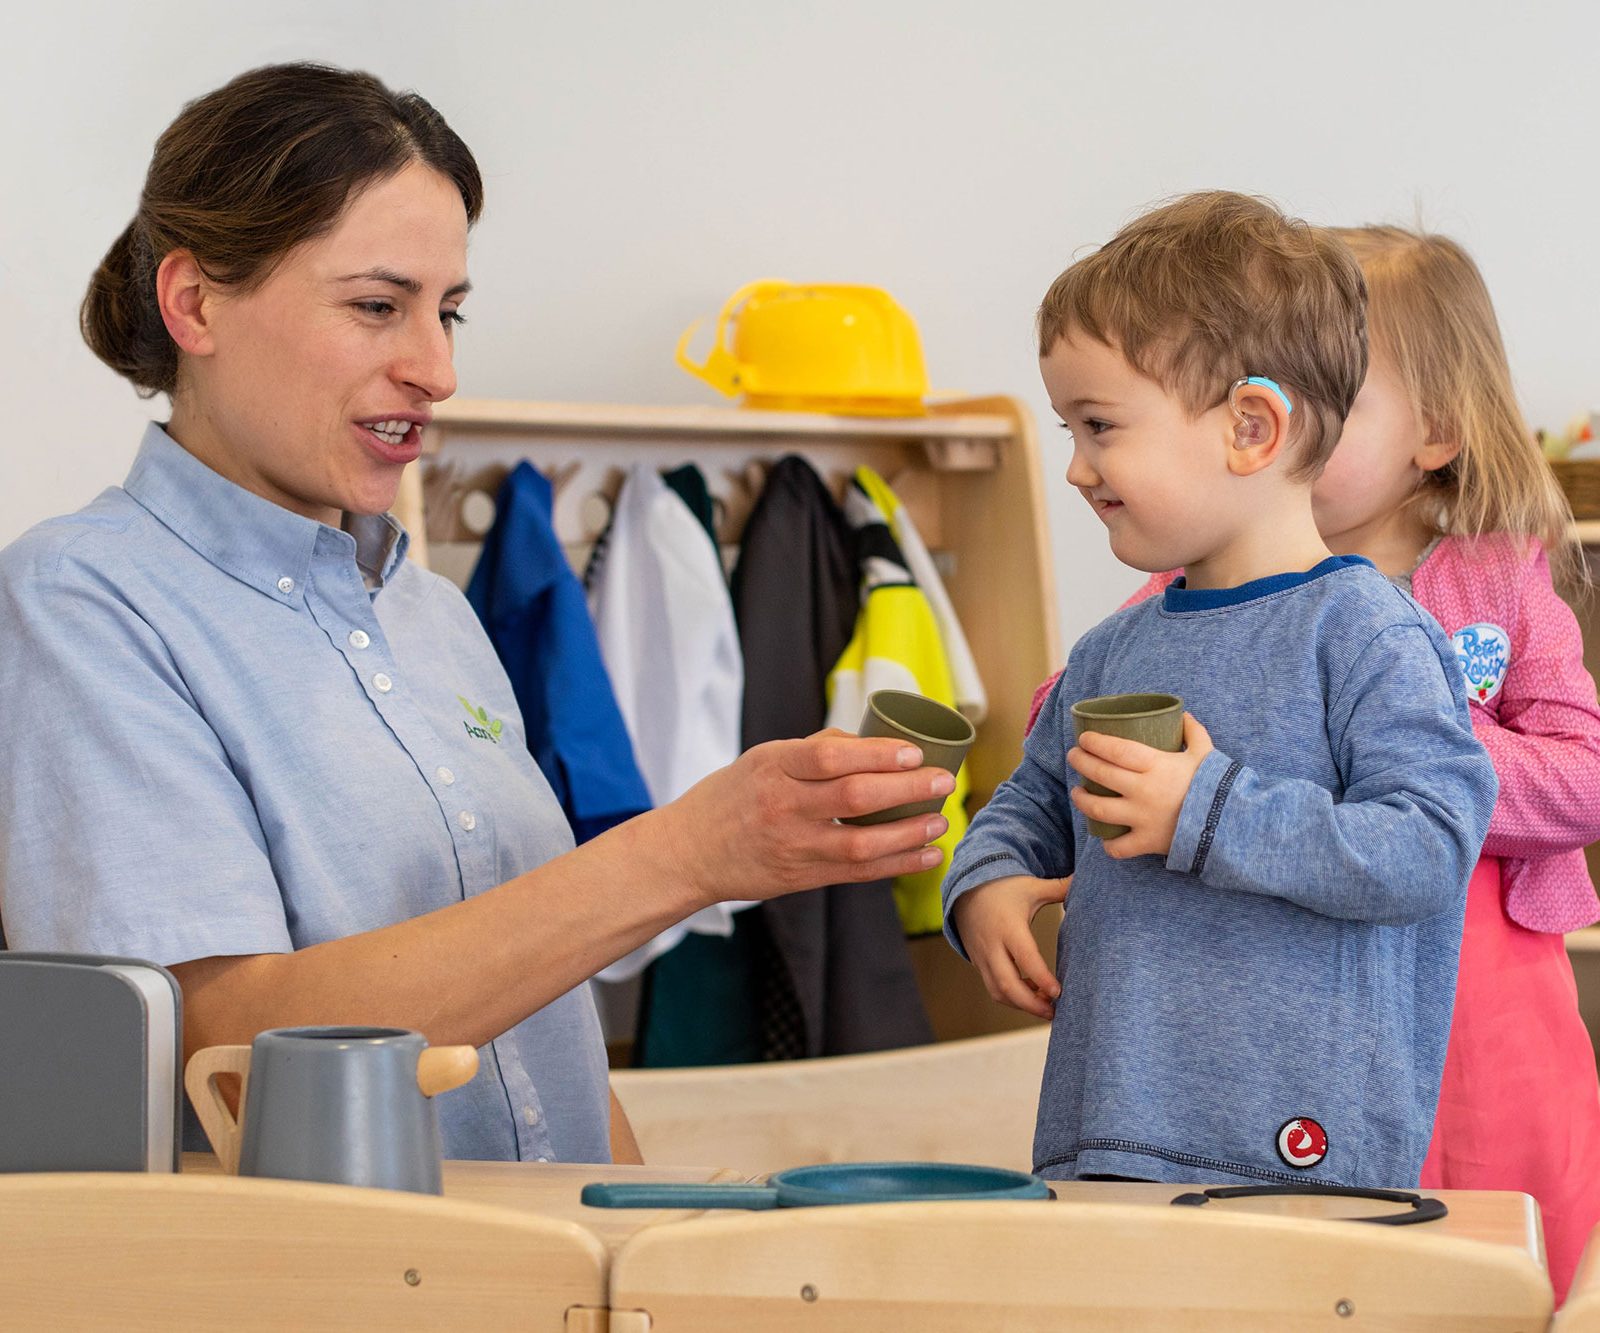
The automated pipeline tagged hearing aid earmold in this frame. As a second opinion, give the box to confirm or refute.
[1230,375,1294,444]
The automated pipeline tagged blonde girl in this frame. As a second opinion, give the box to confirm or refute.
[1317,227,1600,1306]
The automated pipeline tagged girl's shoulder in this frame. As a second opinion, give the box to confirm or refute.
[1415,532,1550,608]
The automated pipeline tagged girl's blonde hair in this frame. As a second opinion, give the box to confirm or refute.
[1332,225,1581,586]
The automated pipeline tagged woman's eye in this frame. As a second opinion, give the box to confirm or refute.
[1086,418,1113,436]
[441,309,467,328]
[356,300,397,317]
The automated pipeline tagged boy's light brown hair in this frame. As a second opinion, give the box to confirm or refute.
[1038,191,1367,479]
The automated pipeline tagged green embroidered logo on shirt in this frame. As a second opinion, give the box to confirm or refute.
[457,695,504,743]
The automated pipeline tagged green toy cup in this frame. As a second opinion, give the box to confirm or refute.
[841,689,975,827]
[1070,693,1185,840]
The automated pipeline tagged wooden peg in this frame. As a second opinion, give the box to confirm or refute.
[576,468,625,541]
[543,460,582,499]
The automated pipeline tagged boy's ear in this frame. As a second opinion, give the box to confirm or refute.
[1225,383,1294,478]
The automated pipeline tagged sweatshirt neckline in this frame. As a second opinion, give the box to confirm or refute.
[1162,554,1374,612]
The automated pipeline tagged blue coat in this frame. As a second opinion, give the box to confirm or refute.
[467,462,651,843]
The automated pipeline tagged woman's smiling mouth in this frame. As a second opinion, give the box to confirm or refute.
[354,417,425,464]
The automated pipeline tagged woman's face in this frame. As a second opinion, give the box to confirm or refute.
[175,161,469,524]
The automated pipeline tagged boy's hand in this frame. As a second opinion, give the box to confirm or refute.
[950,874,1070,1019]
[1068,713,1214,859]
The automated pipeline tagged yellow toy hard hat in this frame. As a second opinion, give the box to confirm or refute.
[676,280,929,417]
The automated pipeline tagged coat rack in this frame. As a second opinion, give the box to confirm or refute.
[393,394,1063,1045]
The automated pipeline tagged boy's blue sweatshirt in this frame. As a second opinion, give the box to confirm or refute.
[944,557,1497,1187]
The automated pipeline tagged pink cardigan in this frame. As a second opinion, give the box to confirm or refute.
[1028,538,1600,932]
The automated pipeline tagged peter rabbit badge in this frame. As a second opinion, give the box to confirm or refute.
[1452,623,1511,706]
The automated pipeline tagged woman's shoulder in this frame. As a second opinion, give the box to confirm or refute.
[0,487,150,589]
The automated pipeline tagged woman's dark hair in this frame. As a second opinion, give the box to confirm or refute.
[82,62,483,397]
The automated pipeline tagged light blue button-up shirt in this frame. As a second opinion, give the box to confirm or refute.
[0,424,611,1162]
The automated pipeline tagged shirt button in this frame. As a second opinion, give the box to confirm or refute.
[348,629,371,650]
[458,811,477,832]
[373,673,393,693]
[436,767,455,786]
[523,1106,541,1126]
[276,576,295,594]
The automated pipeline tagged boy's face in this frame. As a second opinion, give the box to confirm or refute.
[1041,331,1238,574]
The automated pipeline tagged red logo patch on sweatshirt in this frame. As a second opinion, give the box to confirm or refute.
[1276,1117,1328,1168]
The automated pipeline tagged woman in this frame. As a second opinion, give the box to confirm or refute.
[0,63,953,1164]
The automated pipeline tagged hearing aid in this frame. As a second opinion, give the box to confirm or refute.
[1230,375,1293,446]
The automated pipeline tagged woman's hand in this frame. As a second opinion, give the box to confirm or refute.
[660,728,956,906]
[949,875,1069,1019]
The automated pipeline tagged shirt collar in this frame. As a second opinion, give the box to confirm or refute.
[343,510,409,589]
[122,422,408,602]
[1163,554,1373,612]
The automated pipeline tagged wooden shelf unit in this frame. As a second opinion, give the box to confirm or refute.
[394,395,1063,1045]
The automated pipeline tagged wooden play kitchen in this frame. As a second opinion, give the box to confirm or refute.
[0,1155,1560,1329]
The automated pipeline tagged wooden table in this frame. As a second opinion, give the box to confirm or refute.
[1057,1179,1546,1262]
[180,1156,1551,1329]
[183,1152,750,1256]
[185,1153,1544,1266]
[595,1179,1551,1332]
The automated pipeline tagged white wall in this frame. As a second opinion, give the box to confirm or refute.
[4,0,1596,657]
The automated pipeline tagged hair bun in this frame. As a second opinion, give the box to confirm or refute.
[80,219,176,398]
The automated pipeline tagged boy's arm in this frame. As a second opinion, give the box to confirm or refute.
[945,678,1077,960]
[1472,547,1600,857]
[1163,625,1497,926]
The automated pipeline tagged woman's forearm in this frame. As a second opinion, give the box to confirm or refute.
[172,732,951,1063]
[171,807,703,1059]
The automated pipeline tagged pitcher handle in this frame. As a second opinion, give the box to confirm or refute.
[417,1044,479,1098]
[184,1044,253,1174]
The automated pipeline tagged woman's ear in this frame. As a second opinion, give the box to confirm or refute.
[1225,382,1294,478]
[155,249,218,358]
[1416,438,1462,474]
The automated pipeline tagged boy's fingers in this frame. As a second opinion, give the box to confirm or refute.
[1000,968,1055,1018]
[1012,937,1060,1000]
[1182,712,1214,755]
[1070,785,1133,825]
[1066,745,1130,789]
[1036,870,1075,908]
[978,944,1054,1018]
[1075,730,1157,772]
[1100,829,1146,860]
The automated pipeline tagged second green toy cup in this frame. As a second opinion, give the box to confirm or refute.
[842,689,976,826]
[1070,693,1185,840]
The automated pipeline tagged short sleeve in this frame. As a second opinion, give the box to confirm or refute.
[0,547,293,963]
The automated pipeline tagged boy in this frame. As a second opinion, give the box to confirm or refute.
[945,192,1497,1187]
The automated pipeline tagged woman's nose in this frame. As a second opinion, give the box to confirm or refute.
[396,316,458,403]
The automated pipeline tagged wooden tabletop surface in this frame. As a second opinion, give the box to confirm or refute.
[184,1153,751,1254]
[183,1154,1545,1268]
[1055,1179,1544,1263]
